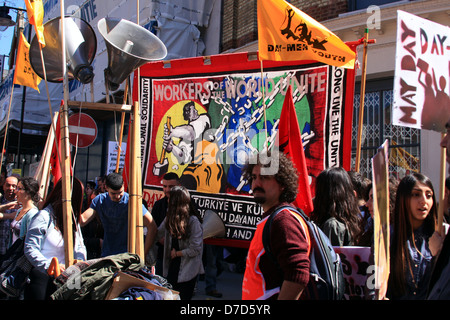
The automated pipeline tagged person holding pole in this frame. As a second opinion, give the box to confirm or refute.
[81,172,157,258]
[0,176,19,259]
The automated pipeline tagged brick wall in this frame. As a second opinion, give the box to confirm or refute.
[222,0,258,51]
[221,0,348,52]
[293,0,348,21]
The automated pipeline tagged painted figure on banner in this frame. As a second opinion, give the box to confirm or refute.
[149,73,321,197]
[418,62,450,132]
[157,100,225,194]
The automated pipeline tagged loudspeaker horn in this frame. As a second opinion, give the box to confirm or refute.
[98,17,167,91]
[202,210,226,239]
[29,16,97,84]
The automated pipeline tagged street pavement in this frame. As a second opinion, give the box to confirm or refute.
[193,263,244,300]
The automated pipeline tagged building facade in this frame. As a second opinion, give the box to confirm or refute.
[219,0,449,190]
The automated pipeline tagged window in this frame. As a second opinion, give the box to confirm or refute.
[351,78,420,179]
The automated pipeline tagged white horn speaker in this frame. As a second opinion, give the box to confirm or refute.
[29,16,97,84]
[202,210,226,239]
[97,17,167,91]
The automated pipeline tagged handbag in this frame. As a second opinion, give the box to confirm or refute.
[0,238,33,298]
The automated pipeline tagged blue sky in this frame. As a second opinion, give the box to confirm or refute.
[0,0,26,68]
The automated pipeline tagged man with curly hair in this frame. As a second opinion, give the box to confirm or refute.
[241,151,310,300]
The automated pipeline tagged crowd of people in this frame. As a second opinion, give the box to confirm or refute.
[240,120,450,300]
[0,170,213,300]
[0,120,449,301]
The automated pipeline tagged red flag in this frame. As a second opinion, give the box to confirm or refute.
[277,86,314,215]
[50,101,72,183]
[50,110,62,183]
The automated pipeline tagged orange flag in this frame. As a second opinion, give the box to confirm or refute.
[277,86,314,215]
[13,32,41,92]
[257,0,355,69]
[25,0,45,47]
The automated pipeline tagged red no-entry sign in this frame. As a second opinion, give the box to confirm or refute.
[68,113,98,148]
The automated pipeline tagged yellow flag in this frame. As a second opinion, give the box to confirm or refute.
[25,0,45,47]
[257,0,355,68]
[13,33,42,92]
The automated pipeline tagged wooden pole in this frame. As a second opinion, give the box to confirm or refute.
[355,28,370,172]
[67,100,132,112]
[437,133,446,235]
[129,2,143,257]
[128,118,136,255]
[60,1,74,268]
[133,101,144,259]
[115,78,129,172]
[128,101,144,259]
[34,112,59,201]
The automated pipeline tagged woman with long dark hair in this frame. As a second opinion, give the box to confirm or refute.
[311,167,362,246]
[24,177,87,300]
[388,173,443,299]
[9,177,41,246]
[156,185,203,300]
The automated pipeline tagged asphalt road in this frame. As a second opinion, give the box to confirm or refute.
[193,264,244,300]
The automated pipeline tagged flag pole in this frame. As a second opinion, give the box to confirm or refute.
[0,75,16,171]
[114,78,128,173]
[437,134,446,235]
[355,28,369,172]
[59,0,74,268]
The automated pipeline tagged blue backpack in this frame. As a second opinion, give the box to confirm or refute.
[262,205,345,300]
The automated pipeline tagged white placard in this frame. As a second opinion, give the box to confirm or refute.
[392,10,450,133]
[107,141,126,174]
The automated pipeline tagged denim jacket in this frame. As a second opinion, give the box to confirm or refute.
[400,226,434,300]
[24,204,87,274]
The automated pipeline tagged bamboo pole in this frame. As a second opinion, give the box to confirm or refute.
[128,101,137,254]
[128,101,144,258]
[437,133,446,235]
[60,1,74,268]
[355,28,370,172]
[128,0,143,258]
[133,101,144,259]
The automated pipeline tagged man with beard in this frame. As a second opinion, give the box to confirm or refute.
[0,175,19,259]
[241,151,310,300]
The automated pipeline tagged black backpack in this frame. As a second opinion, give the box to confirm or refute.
[262,205,345,300]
